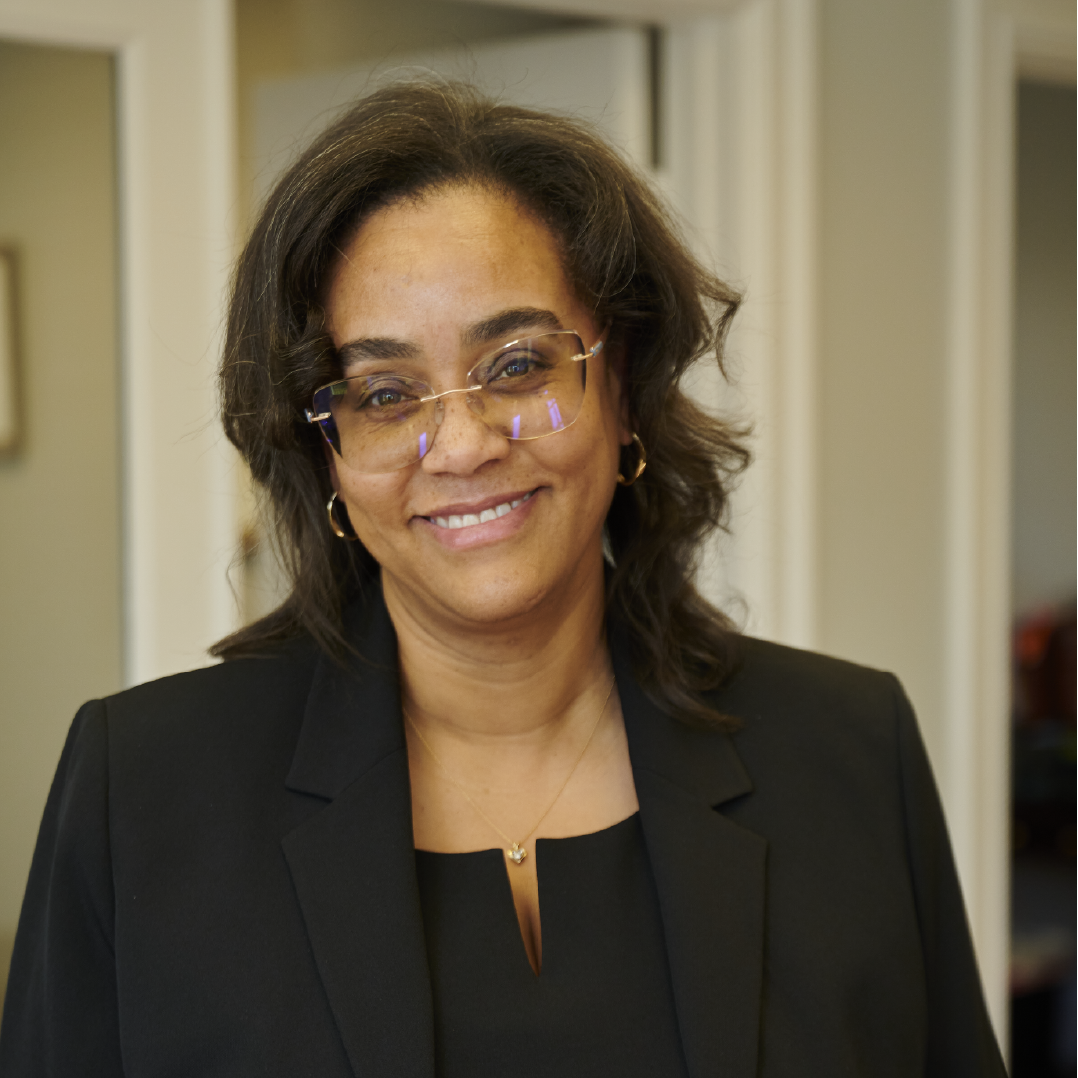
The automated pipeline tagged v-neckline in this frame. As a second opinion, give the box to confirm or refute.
[414,812,642,979]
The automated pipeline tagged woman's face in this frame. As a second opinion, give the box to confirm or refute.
[323,184,630,627]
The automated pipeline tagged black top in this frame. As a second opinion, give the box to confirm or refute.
[415,814,690,1078]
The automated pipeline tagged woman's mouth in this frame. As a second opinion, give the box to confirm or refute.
[427,490,535,530]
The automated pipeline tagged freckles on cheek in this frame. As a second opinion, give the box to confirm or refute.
[340,476,412,558]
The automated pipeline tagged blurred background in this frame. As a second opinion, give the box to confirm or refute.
[0,0,1073,1069]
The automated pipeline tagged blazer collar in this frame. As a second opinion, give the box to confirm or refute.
[285,590,404,800]
[282,588,436,1078]
[611,625,766,1078]
[283,589,766,1078]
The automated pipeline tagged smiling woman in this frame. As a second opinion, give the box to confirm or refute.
[0,82,1006,1078]
[217,83,749,732]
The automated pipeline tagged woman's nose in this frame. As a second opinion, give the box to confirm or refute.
[420,392,510,474]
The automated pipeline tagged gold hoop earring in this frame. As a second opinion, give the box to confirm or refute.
[617,433,647,486]
[326,492,357,540]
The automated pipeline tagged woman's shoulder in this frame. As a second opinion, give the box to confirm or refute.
[723,635,903,714]
[79,635,323,774]
[712,635,916,774]
[38,636,326,881]
[110,633,318,713]
[708,637,945,900]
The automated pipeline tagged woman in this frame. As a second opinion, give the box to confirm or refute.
[0,83,1004,1077]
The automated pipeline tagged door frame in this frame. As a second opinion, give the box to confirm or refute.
[660,0,818,650]
[943,0,1075,1044]
[0,0,239,684]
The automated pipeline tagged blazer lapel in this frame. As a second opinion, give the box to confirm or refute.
[282,590,435,1078]
[279,590,764,1078]
[612,638,767,1078]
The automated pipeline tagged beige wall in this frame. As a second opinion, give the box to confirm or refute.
[815,0,951,765]
[0,42,120,1000]
[1012,79,1076,616]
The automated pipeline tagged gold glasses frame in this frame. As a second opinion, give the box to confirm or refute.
[305,330,604,473]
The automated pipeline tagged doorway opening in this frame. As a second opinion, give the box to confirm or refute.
[1007,78,1076,1078]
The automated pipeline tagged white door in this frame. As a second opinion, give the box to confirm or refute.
[251,27,652,209]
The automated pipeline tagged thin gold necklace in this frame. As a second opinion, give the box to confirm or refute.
[404,677,617,866]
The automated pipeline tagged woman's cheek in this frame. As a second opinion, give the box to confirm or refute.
[341,475,411,557]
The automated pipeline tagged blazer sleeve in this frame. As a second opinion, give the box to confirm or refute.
[891,677,1008,1078]
[0,701,124,1078]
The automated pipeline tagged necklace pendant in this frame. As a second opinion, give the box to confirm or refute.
[507,843,527,865]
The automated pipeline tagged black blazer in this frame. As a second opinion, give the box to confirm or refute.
[0,592,1006,1078]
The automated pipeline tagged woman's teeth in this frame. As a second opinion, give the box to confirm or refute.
[431,491,533,530]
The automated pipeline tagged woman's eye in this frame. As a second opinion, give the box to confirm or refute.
[500,359,532,378]
[489,351,544,381]
[370,389,403,407]
[357,382,417,410]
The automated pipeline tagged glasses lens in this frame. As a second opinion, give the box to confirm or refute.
[468,332,588,440]
[314,374,436,474]
[311,332,591,473]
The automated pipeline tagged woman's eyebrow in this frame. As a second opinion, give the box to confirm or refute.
[337,337,420,365]
[461,307,563,347]
[337,307,563,366]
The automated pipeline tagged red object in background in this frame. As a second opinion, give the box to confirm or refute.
[1014,603,1077,728]
[1011,603,1076,860]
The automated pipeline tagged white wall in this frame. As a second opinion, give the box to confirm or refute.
[237,0,592,231]
[815,0,952,796]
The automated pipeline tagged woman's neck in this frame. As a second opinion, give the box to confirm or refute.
[382,559,612,747]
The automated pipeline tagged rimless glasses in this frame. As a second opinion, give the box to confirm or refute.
[306,330,604,475]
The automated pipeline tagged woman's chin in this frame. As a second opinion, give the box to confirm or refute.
[387,562,575,631]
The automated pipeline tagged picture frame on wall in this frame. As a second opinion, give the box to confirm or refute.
[0,247,21,456]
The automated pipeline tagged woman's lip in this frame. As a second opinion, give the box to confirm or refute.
[416,488,537,521]
[417,489,539,547]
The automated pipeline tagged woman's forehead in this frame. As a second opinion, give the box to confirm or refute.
[325,186,589,353]
[340,187,561,282]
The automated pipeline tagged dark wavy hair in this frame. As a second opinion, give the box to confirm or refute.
[212,79,749,728]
